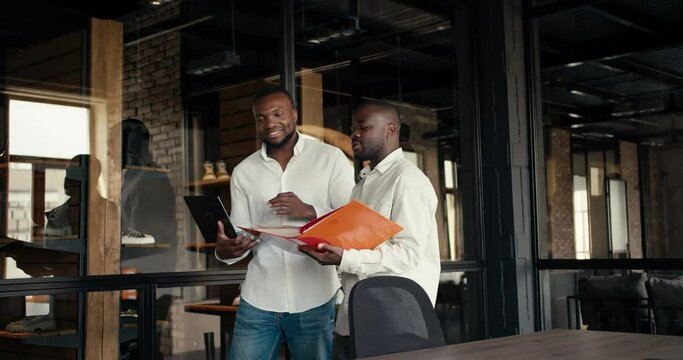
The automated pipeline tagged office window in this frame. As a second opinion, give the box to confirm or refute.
[8,99,89,159]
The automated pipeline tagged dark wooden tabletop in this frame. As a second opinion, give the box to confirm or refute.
[362,329,683,360]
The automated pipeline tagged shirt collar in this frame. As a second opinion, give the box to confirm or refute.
[260,131,305,161]
[359,148,403,179]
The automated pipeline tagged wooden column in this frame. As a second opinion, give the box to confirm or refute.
[300,69,323,129]
[86,18,122,360]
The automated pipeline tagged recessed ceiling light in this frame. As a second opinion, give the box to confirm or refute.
[570,90,587,96]
[566,62,583,68]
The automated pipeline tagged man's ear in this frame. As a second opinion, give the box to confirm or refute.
[292,109,299,123]
[386,121,397,138]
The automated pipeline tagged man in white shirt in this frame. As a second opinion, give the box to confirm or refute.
[215,88,354,360]
[300,101,441,359]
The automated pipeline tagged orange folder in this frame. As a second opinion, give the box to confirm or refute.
[239,200,403,252]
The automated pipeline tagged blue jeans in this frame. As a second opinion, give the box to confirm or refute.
[229,296,336,360]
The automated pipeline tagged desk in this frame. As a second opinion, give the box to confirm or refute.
[185,302,236,359]
[363,329,683,360]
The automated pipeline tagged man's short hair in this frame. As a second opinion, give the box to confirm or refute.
[253,87,295,108]
[358,100,401,124]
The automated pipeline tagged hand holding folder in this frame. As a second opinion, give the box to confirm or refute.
[239,200,403,254]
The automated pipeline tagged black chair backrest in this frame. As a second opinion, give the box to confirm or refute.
[349,276,445,358]
[645,277,683,335]
[577,273,649,332]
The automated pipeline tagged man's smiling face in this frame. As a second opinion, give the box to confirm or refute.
[253,92,297,148]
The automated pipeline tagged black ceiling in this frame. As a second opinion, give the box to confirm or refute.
[535,0,683,146]
[5,0,680,146]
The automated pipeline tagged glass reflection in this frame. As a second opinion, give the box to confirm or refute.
[538,2,683,259]
[436,271,484,344]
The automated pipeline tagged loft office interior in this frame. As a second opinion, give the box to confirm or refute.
[0,0,682,359]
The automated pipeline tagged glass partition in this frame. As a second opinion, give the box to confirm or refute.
[292,0,473,261]
[537,0,683,259]
[436,271,485,344]
[1,0,487,356]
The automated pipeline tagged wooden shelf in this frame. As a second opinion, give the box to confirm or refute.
[187,177,230,188]
[124,165,169,173]
[184,302,237,316]
[120,320,168,328]
[121,243,170,249]
[0,328,76,339]
[32,235,79,241]
[1,236,83,256]
[185,243,216,253]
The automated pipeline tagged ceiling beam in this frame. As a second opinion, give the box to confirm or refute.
[528,0,605,19]
[389,0,455,18]
[124,15,213,46]
[541,32,683,68]
[586,3,662,35]
[548,79,632,102]
[600,59,683,88]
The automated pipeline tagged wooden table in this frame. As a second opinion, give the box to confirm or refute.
[363,329,683,360]
[185,302,238,360]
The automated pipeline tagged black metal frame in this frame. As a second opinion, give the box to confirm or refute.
[0,270,247,358]
[0,270,248,298]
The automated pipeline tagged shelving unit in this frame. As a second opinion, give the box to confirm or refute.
[0,328,77,339]
[185,243,215,253]
[187,177,230,189]
[122,243,170,249]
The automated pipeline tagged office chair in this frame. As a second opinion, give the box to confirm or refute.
[349,276,445,358]
[577,273,650,333]
[646,277,683,335]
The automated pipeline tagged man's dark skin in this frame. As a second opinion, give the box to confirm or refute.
[215,91,319,259]
[298,103,401,265]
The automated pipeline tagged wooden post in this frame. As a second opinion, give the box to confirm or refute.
[86,18,122,360]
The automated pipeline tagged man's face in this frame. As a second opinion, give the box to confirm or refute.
[64,177,80,199]
[253,93,297,148]
[351,105,388,161]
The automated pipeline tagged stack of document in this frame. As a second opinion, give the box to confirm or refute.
[240,200,402,254]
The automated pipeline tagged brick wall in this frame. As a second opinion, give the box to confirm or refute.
[121,2,186,270]
[658,148,683,256]
[648,150,664,256]
[619,141,642,258]
[545,129,574,258]
[121,3,185,353]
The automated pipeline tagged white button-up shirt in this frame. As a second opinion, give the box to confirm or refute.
[335,148,441,335]
[217,135,354,313]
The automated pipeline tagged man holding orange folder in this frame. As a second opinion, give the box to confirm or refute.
[299,101,441,360]
[215,88,354,360]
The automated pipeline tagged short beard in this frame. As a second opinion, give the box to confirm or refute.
[352,149,370,161]
[264,129,296,149]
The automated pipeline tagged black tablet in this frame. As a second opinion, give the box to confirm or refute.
[184,195,238,242]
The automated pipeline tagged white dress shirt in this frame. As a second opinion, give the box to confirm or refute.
[216,134,354,313]
[335,148,441,336]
